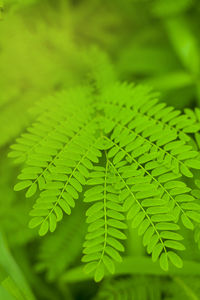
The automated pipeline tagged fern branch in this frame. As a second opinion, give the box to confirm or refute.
[82,154,127,282]
[103,135,195,231]
[101,83,200,141]
[106,116,196,178]
[98,153,109,266]
[36,131,101,234]
[108,159,168,254]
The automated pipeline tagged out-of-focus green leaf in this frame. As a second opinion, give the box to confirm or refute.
[0,234,35,300]
[165,16,200,75]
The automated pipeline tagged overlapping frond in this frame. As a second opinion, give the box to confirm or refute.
[97,83,200,270]
[99,84,200,217]
[97,138,185,270]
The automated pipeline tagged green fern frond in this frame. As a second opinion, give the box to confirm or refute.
[10,87,101,236]
[100,83,200,145]
[10,82,200,281]
[94,83,200,270]
[99,139,185,270]
[82,158,127,282]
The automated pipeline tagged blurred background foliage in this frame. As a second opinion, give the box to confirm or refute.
[1,0,200,299]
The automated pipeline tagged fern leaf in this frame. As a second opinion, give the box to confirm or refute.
[101,84,200,178]
[11,82,200,280]
[83,158,127,282]
[28,125,101,235]
[96,83,200,270]
[99,83,200,226]
[11,88,101,235]
[106,154,184,270]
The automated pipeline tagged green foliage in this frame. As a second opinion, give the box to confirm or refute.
[83,163,127,282]
[10,80,200,281]
[1,0,200,299]
[95,276,162,300]
[95,274,200,300]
